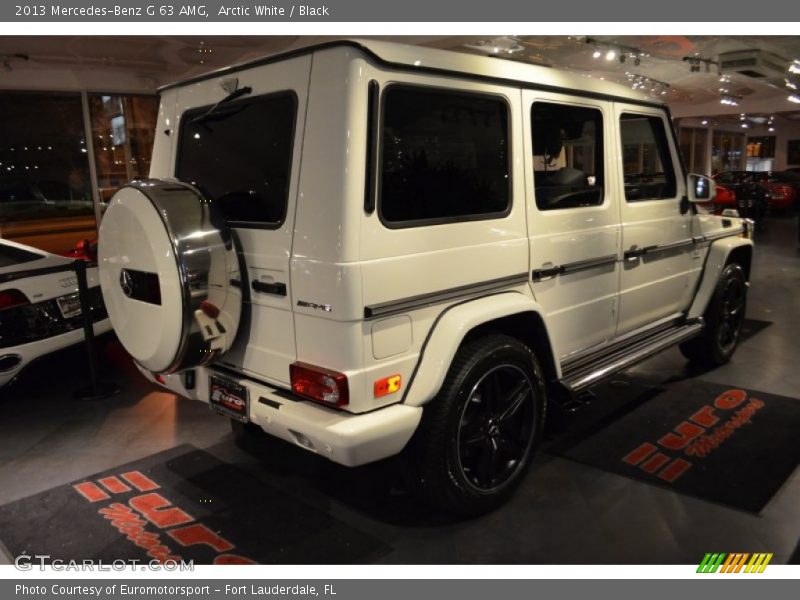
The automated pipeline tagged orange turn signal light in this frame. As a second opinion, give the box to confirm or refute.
[374,374,401,398]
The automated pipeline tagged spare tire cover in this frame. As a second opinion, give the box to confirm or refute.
[98,179,242,374]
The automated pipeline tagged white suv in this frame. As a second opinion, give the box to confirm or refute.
[98,40,753,515]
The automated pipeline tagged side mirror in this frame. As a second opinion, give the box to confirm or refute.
[687,173,716,203]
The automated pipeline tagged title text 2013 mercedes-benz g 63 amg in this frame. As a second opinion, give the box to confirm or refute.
[98,39,753,515]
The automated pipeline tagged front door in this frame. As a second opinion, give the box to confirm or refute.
[614,104,699,335]
[523,92,621,360]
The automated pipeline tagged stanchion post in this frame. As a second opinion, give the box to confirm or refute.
[72,259,120,401]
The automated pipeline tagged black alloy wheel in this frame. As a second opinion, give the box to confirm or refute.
[407,334,546,517]
[456,364,536,492]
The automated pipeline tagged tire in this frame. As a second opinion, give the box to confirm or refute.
[680,263,747,367]
[406,334,546,517]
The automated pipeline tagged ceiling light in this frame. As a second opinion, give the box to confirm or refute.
[701,119,709,125]
[606,50,616,61]
[741,123,748,129]
[789,94,800,104]
[790,64,800,75]
[768,127,775,132]
[592,50,602,59]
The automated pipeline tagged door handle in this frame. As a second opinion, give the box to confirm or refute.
[624,245,657,261]
[251,280,287,296]
[532,265,564,282]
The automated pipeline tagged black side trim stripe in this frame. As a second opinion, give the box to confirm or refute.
[533,254,617,282]
[624,239,696,260]
[364,273,529,320]
[399,290,520,404]
[651,238,695,253]
[702,229,743,242]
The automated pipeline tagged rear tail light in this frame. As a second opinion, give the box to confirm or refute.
[769,184,791,199]
[0,289,30,311]
[290,362,349,408]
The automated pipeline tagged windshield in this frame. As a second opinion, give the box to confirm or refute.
[176,92,297,227]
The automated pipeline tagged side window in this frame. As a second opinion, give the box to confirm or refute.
[379,86,510,226]
[531,102,604,211]
[620,113,677,202]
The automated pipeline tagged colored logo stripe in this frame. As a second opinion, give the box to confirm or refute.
[697,552,772,573]
[745,553,773,573]
[697,553,726,573]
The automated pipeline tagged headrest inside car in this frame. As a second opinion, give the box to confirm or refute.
[533,120,564,160]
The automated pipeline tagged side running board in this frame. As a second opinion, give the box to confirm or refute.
[559,318,704,394]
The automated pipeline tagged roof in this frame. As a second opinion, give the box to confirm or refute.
[158,38,662,107]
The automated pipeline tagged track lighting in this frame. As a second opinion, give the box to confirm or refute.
[683,55,717,74]
[585,38,646,66]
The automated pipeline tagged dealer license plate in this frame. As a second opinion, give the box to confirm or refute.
[57,293,82,319]
[209,375,249,422]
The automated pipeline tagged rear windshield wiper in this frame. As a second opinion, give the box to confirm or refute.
[191,86,252,125]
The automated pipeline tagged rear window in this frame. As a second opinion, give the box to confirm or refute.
[379,86,510,226]
[531,102,604,211]
[176,92,297,227]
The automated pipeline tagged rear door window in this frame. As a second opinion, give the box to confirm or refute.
[531,102,604,210]
[176,92,297,227]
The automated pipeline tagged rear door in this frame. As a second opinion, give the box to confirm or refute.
[522,92,621,360]
[170,56,312,385]
[614,104,699,335]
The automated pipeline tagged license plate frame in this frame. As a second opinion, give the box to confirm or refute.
[56,293,82,319]
[209,375,249,423]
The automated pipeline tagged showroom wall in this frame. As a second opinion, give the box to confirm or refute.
[679,116,800,173]
[746,120,800,170]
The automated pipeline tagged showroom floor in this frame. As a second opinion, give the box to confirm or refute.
[0,217,798,565]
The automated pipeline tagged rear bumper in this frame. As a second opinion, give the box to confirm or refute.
[143,366,423,467]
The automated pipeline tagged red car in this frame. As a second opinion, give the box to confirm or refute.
[752,172,796,211]
[62,238,98,261]
[698,183,737,215]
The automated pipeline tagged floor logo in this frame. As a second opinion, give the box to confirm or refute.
[622,388,764,483]
[74,470,257,565]
[697,552,773,573]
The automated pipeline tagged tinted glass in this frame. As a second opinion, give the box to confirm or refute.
[531,102,604,210]
[620,114,677,201]
[177,93,296,225]
[0,93,92,220]
[380,87,510,225]
[0,92,95,254]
